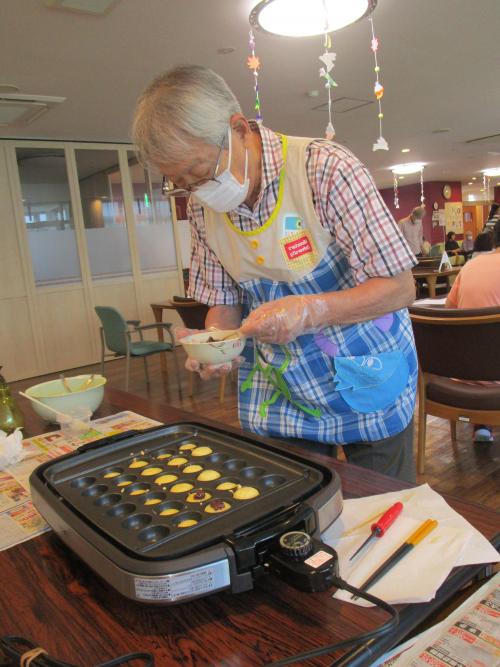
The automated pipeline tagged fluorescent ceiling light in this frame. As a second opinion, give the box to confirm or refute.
[401,148,410,153]
[482,167,500,177]
[390,162,425,175]
[249,0,377,37]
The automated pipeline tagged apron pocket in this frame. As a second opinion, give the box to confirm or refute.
[334,351,409,413]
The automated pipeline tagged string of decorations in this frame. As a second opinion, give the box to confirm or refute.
[318,25,337,140]
[369,16,388,152]
[247,29,263,123]
[393,172,399,209]
[420,166,425,204]
[483,173,490,201]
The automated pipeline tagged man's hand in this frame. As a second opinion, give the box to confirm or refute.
[175,326,243,380]
[240,295,317,344]
[240,272,415,345]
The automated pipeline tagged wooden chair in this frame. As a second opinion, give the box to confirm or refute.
[95,306,175,391]
[409,306,500,473]
[169,297,228,403]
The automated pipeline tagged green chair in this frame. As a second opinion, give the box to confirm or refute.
[95,306,175,391]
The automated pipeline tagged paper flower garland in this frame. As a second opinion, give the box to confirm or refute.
[319,31,337,140]
[369,17,388,152]
[248,30,263,123]
[420,166,425,204]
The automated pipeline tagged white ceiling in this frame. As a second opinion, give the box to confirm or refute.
[1,0,500,188]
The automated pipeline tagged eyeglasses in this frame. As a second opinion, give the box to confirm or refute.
[162,133,226,198]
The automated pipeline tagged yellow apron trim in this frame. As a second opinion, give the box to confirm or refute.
[223,134,289,237]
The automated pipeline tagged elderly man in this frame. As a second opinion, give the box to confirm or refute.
[133,65,418,482]
[398,205,426,256]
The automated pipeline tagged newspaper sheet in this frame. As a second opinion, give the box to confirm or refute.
[0,411,162,551]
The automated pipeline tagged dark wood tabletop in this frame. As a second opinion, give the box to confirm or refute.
[2,389,499,667]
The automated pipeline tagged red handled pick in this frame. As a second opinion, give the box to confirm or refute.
[349,501,403,561]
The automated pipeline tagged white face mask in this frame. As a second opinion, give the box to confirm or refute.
[193,128,249,213]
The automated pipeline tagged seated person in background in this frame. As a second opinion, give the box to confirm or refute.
[445,231,460,256]
[421,237,431,256]
[398,205,425,256]
[461,231,474,258]
[471,231,493,259]
[446,220,500,443]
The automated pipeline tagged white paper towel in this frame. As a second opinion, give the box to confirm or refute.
[321,484,499,606]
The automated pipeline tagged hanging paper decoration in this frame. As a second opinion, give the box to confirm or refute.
[369,17,388,152]
[319,28,337,140]
[393,172,400,209]
[420,166,425,204]
[483,173,490,200]
[248,30,263,123]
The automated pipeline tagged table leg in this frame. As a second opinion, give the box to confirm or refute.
[427,275,437,298]
[151,306,167,374]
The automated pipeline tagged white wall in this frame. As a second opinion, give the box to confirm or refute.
[0,140,185,381]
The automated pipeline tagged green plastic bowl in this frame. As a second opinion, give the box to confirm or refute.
[25,374,106,422]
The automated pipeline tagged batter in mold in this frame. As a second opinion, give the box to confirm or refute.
[191,446,212,457]
[205,499,231,514]
[168,457,188,467]
[197,469,220,482]
[186,488,212,503]
[159,507,180,516]
[103,471,121,479]
[183,464,203,474]
[144,497,162,505]
[155,473,178,485]
[216,481,239,491]
[179,443,197,451]
[233,486,260,500]
[170,482,194,493]
[177,519,198,528]
[141,466,163,476]
[129,459,148,469]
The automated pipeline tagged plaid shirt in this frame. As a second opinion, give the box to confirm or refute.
[188,124,416,305]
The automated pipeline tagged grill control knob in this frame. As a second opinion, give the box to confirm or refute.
[279,531,313,559]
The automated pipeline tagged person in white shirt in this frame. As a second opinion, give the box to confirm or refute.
[398,206,425,256]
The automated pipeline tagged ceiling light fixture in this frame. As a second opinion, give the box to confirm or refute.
[390,162,426,175]
[482,167,500,177]
[467,182,473,185]
[249,0,377,37]
[472,177,477,180]
[401,148,410,153]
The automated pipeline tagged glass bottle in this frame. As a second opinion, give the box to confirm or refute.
[0,366,24,434]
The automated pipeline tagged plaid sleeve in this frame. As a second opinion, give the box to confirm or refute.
[310,144,417,284]
[187,201,241,306]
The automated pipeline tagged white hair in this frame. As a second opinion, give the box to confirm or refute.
[132,65,241,167]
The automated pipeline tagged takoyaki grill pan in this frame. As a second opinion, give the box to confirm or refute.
[31,423,342,604]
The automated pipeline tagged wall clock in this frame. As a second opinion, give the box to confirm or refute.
[442,184,452,200]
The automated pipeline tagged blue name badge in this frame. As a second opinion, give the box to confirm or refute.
[283,214,304,234]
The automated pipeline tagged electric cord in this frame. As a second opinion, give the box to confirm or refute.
[0,636,154,667]
[264,578,399,667]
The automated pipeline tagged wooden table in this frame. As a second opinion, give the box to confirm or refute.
[412,266,461,298]
[2,389,499,667]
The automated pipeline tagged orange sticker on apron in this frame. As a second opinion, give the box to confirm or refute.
[280,229,317,270]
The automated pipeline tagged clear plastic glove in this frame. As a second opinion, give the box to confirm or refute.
[175,326,244,380]
[239,295,328,344]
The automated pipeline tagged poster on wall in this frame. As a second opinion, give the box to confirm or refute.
[438,209,446,226]
[444,202,463,233]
